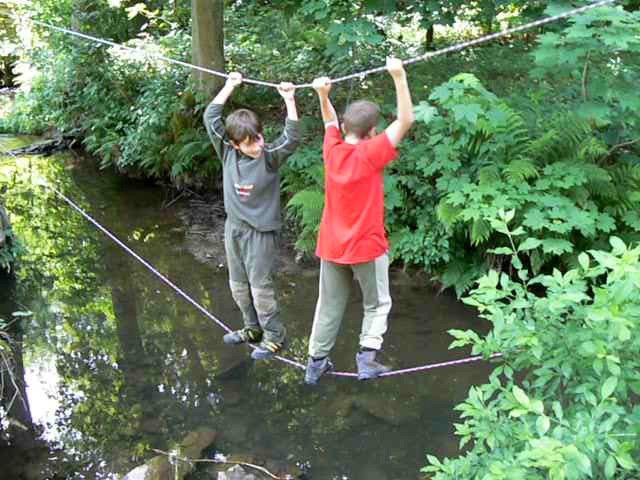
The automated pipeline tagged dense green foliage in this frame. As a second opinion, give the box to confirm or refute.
[424,215,640,478]
[6,2,638,291]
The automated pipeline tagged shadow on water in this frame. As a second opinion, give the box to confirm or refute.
[0,135,494,480]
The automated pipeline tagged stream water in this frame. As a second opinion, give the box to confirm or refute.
[0,135,493,479]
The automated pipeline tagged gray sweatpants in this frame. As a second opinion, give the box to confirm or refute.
[308,254,391,358]
[224,218,285,344]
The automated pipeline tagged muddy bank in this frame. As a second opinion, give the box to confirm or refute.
[178,193,314,278]
[176,192,432,288]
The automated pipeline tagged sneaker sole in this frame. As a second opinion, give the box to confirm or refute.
[357,369,391,381]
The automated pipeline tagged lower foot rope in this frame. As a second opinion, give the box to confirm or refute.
[52,185,503,377]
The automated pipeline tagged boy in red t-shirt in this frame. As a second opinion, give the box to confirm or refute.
[305,58,415,384]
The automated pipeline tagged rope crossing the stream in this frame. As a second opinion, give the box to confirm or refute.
[0,142,503,377]
[49,185,504,378]
[10,0,617,88]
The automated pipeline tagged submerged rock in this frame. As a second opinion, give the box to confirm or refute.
[122,428,217,480]
[217,464,257,480]
[204,453,304,480]
[216,354,253,381]
[353,396,420,426]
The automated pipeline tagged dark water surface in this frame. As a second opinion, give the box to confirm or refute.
[0,136,492,479]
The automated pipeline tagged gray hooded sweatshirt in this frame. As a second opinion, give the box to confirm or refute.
[204,102,300,232]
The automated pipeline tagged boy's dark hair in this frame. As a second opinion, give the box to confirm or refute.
[225,109,263,144]
[343,100,380,139]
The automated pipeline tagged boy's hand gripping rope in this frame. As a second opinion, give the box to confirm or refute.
[12,0,616,89]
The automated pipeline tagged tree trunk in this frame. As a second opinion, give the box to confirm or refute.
[191,0,225,97]
[425,25,434,50]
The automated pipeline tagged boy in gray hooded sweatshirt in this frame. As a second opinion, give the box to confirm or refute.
[203,72,300,360]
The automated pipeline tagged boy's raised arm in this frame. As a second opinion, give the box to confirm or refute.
[265,82,301,168]
[384,58,415,148]
[312,77,339,130]
[203,72,243,158]
[212,72,243,106]
[278,82,298,121]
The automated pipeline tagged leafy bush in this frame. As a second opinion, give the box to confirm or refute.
[283,143,324,253]
[424,213,640,479]
[395,72,640,295]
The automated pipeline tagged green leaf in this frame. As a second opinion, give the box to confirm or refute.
[488,247,514,255]
[605,456,616,479]
[574,452,592,477]
[536,415,550,436]
[414,102,438,124]
[513,386,530,408]
[429,84,451,103]
[578,253,590,270]
[609,236,626,254]
[552,401,563,420]
[541,238,574,255]
[530,399,544,415]
[451,103,483,124]
[503,209,515,223]
[518,238,542,252]
[601,376,617,400]
[615,451,636,470]
[509,408,528,418]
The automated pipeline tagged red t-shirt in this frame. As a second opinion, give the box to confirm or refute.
[316,126,398,264]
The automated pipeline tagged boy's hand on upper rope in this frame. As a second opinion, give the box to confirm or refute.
[386,57,406,79]
[225,72,243,89]
[312,77,332,97]
[212,72,242,105]
[277,82,296,102]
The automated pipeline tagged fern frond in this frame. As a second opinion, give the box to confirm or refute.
[287,189,325,254]
[287,189,325,226]
[470,218,491,246]
[440,256,488,297]
[504,157,540,182]
[597,163,640,214]
[578,137,608,162]
[305,164,325,187]
[436,200,462,227]
[478,165,501,185]
[528,114,592,164]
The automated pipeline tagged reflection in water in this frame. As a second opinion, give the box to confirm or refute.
[0,137,493,479]
[25,355,61,442]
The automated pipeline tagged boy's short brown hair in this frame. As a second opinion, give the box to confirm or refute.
[225,109,263,144]
[343,100,380,139]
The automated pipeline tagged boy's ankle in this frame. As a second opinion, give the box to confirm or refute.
[359,347,377,353]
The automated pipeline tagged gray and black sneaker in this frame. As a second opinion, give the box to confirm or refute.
[250,338,287,361]
[356,350,391,380]
[223,327,263,345]
[304,356,334,385]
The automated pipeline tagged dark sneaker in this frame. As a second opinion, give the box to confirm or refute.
[304,356,333,385]
[250,339,286,360]
[356,350,391,380]
[223,327,263,345]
